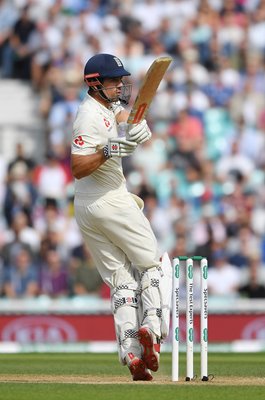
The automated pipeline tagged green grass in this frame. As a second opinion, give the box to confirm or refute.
[0,353,264,400]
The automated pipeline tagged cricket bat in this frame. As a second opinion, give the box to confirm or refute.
[127,56,172,125]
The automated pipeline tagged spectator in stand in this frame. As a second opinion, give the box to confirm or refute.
[47,85,82,148]
[230,118,265,166]
[0,153,7,228]
[168,107,204,152]
[215,137,255,184]
[7,142,36,175]
[143,192,173,252]
[227,223,262,267]
[239,253,265,298]
[130,131,168,186]
[33,150,70,204]
[217,8,246,60]
[189,7,213,68]
[220,182,257,237]
[33,197,66,238]
[68,242,104,297]
[0,247,4,296]
[208,248,241,297]
[247,3,265,56]
[1,210,38,267]
[192,204,227,265]
[6,210,40,253]
[230,73,265,127]
[28,19,53,92]
[3,155,38,228]
[38,246,69,298]
[5,4,37,80]
[0,0,18,77]
[168,127,203,192]
[3,244,39,298]
[39,223,70,262]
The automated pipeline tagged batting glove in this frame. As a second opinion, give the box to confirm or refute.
[126,119,152,144]
[104,137,138,158]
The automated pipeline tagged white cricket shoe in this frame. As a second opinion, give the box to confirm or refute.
[125,352,153,381]
[138,327,160,372]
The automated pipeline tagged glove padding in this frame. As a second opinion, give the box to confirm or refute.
[107,137,137,157]
[125,119,152,144]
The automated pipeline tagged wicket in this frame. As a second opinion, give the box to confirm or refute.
[172,256,209,382]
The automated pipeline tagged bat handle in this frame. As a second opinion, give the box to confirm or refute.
[118,122,128,138]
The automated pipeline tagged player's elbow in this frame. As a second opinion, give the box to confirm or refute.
[71,161,82,180]
[71,166,83,180]
[72,171,81,180]
[71,164,93,180]
[71,155,83,179]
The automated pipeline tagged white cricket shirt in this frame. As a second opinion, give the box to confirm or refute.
[72,94,127,201]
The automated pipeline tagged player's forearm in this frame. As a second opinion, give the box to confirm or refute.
[116,109,129,123]
[71,151,106,179]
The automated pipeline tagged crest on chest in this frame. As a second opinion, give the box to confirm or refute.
[100,112,116,135]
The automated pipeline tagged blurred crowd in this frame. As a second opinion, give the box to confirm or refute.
[0,0,265,301]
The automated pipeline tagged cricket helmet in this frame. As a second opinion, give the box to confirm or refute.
[84,53,131,105]
[84,53,131,82]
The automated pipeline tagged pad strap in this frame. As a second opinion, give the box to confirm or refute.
[114,296,139,312]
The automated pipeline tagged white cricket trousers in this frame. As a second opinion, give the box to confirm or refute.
[74,190,160,289]
[74,190,162,362]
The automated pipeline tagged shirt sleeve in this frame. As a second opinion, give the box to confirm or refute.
[71,111,101,155]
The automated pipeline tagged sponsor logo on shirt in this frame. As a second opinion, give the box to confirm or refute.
[73,136,84,147]
[104,118,110,128]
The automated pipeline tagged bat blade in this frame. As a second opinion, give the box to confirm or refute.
[127,56,172,125]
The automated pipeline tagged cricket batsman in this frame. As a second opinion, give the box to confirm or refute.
[71,53,172,381]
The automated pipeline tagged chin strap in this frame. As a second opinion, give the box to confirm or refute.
[85,76,131,105]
